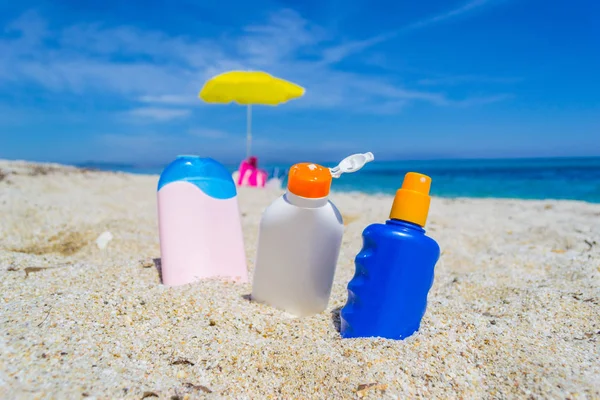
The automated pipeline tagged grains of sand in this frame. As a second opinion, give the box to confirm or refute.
[0,160,598,399]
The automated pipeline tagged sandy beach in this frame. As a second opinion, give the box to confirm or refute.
[0,159,598,399]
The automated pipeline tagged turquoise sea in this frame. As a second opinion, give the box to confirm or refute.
[77,157,600,203]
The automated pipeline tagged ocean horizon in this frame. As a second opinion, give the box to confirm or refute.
[73,156,600,203]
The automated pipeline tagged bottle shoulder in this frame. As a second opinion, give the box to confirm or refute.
[261,195,343,229]
[356,222,441,271]
[362,221,439,247]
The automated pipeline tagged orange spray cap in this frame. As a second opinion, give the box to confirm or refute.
[287,163,332,198]
[389,172,432,226]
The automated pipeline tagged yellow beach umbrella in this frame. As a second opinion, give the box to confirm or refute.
[199,71,305,158]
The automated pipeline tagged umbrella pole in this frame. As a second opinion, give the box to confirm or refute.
[246,104,252,158]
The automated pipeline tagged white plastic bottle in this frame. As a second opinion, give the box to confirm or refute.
[251,152,374,317]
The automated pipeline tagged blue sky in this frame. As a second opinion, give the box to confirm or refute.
[0,0,599,165]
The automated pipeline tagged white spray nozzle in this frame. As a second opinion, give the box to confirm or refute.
[330,152,374,178]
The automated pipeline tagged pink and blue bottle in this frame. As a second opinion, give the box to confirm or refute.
[157,156,248,286]
[340,172,440,340]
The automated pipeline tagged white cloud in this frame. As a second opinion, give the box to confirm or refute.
[4,10,49,48]
[138,95,199,105]
[238,9,326,66]
[188,128,230,139]
[0,6,510,118]
[94,130,247,164]
[127,107,191,121]
[418,75,521,86]
[320,33,393,64]
[453,94,514,107]
[94,132,190,164]
[404,0,500,31]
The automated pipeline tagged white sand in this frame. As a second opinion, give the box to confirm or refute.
[0,160,599,399]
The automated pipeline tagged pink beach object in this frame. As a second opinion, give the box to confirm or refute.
[157,156,248,286]
[237,157,267,187]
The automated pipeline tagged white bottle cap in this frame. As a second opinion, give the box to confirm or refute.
[329,152,374,178]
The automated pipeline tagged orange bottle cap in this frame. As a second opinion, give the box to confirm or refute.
[287,163,332,198]
[389,172,432,226]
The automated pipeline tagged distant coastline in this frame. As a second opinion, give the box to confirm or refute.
[61,156,600,203]
[73,155,600,172]
[3,157,598,202]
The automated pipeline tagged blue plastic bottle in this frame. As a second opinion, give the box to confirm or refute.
[340,172,440,340]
